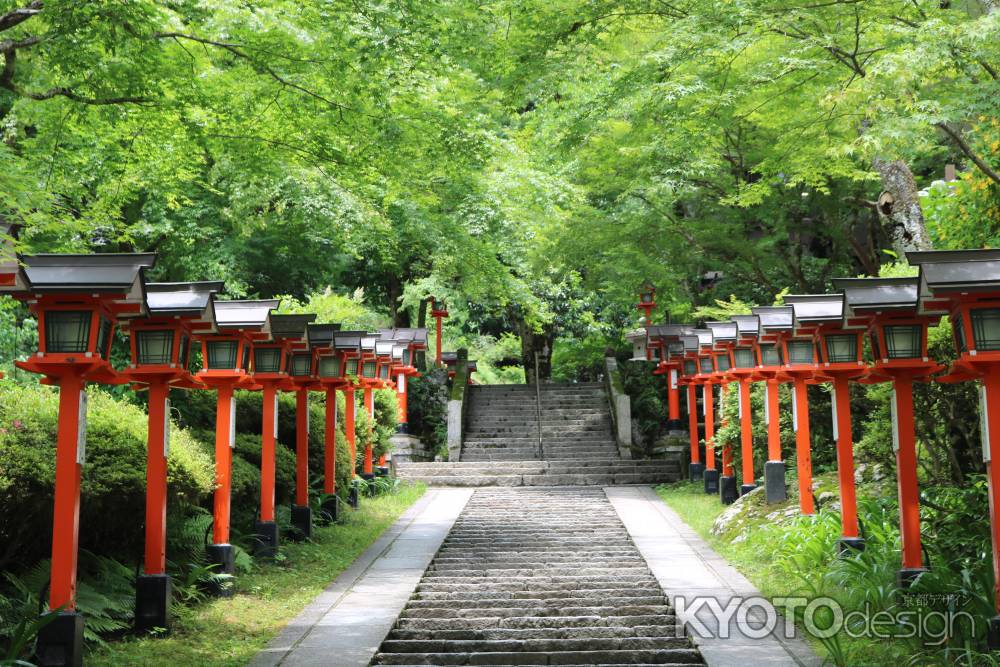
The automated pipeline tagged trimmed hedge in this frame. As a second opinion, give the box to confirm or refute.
[0,382,214,571]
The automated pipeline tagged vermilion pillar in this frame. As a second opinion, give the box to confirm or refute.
[295,389,309,508]
[50,373,86,612]
[435,316,443,365]
[763,378,787,504]
[738,379,755,494]
[832,377,862,553]
[211,385,235,547]
[667,369,681,427]
[260,384,278,523]
[397,372,408,426]
[982,373,1000,623]
[892,376,925,586]
[344,387,357,471]
[687,384,703,481]
[324,389,337,495]
[703,382,719,493]
[362,388,375,475]
[719,383,737,504]
[792,378,815,515]
[143,382,170,576]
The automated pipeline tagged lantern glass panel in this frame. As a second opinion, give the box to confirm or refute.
[96,317,113,360]
[885,325,923,359]
[254,348,282,373]
[734,348,755,369]
[136,330,174,365]
[760,343,782,367]
[971,308,1000,351]
[715,354,730,372]
[318,356,341,378]
[179,335,190,368]
[699,357,713,374]
[346,358,359,376]
[290,353,313,376]
[207,340,238,370]
[870,332,882,360]
[403,349,412,366]
[379,364,389,379]
[788,341,814,365]
[362,360,377,378]
[45,310,92,354]
[684,360,697,376]
[242,344,251,372]
[953,315,967,353]
[825,334,857,363]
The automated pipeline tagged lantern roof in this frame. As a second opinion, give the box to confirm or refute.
[752,306,793,332]
[705,321,737,342]
[16,254,155,311]
[786,294,844,327]
[691,328,714,349]
[360,333,379,352]
[144,281,223,318]
[334,331,365,351]
[907,249,1000,295]
[214,299,279,331]
[306,323,341,348]
[646,324,691,342]
[269,313,317,340]
[833,277,920,315]
[392,343,407,361]
[730,314,760,338]
[375,339,394,357]
[681,335,700,352]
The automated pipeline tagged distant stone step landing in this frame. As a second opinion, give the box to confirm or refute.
[396,383,680,487]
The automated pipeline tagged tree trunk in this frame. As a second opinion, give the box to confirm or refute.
[511,312,555,385]
[415,297,428,371]
[387,275,409,327]
[873,157,932,254]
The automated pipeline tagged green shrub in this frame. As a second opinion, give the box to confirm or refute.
[0,382,214,571]
[407,370,448,459]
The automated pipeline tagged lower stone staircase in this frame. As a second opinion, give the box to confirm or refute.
[396,382,681,487]
[372,487,704,666]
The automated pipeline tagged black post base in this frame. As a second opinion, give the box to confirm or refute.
[348,481,360,508]
[764,460,787,504]
[703,468,720,494]
[988,616,1000,650]
[897,567,929,590]
[395,422,409,434]
[376,466,390,477]
[34,611,84,667]
[135,574,171,634]
[740,484,757,496]
[320,495,339,524]
[253,520,279,559]
[205,543,235,597]
[720,475,738,505]
[666,419,684,431]
[291,504,313,540]
[837,537,866,557]
[689,462,705,482]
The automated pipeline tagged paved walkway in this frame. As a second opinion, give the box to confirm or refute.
[251,486,822,667]
[250,488,474,667]
[605,486,823,667]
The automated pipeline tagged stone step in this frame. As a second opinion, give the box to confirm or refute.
[387,625,680,640]
[378,636,692,653]
[373,648,704,665]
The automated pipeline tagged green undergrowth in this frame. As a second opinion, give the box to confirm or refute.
[88,483,426,667]
[656,479,1000,667]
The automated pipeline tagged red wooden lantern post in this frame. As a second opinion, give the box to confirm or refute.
[120,281,222,633]
[359,333,380,477]
[650,325,688,433]
[269,314,318,539]
[678,338,704,481]
[751,306,794,503]
[306,325,348,520]
[375,336,397,470]
[195,300,275,580]
[838,276,943,571]
[430,298,449,366]
[795,292,869,554]
[777,297,825,516]
[907,249,1000,643]
[637,281,656,360]
[6,253,155,666]
[319,329,364,509]
[730,315,762,496]
[692,329,719,493]
[707,321,739,504]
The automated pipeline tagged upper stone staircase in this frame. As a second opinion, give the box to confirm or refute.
[396,382,680,487]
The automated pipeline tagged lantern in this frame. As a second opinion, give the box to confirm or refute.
[269,314,318,540]
[692,329,719,494]
[751,306,794,504]
[792,291,866,555]
[195,299,277,580]
[430,297,449,366]
[706,321,739,504]
[120,281,223,633]
[6,252,155,663]
[730,315,762,497]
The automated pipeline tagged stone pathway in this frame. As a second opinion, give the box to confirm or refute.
[251,486,822,667]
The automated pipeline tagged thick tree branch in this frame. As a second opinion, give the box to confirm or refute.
[935,122,1000,186]
[0,1,41,33]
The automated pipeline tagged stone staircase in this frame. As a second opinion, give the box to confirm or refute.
[396,382,681,487]
[372,487,704,666]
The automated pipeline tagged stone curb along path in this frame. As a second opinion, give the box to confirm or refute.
[605,487,824,667]
[249,488,474,667]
